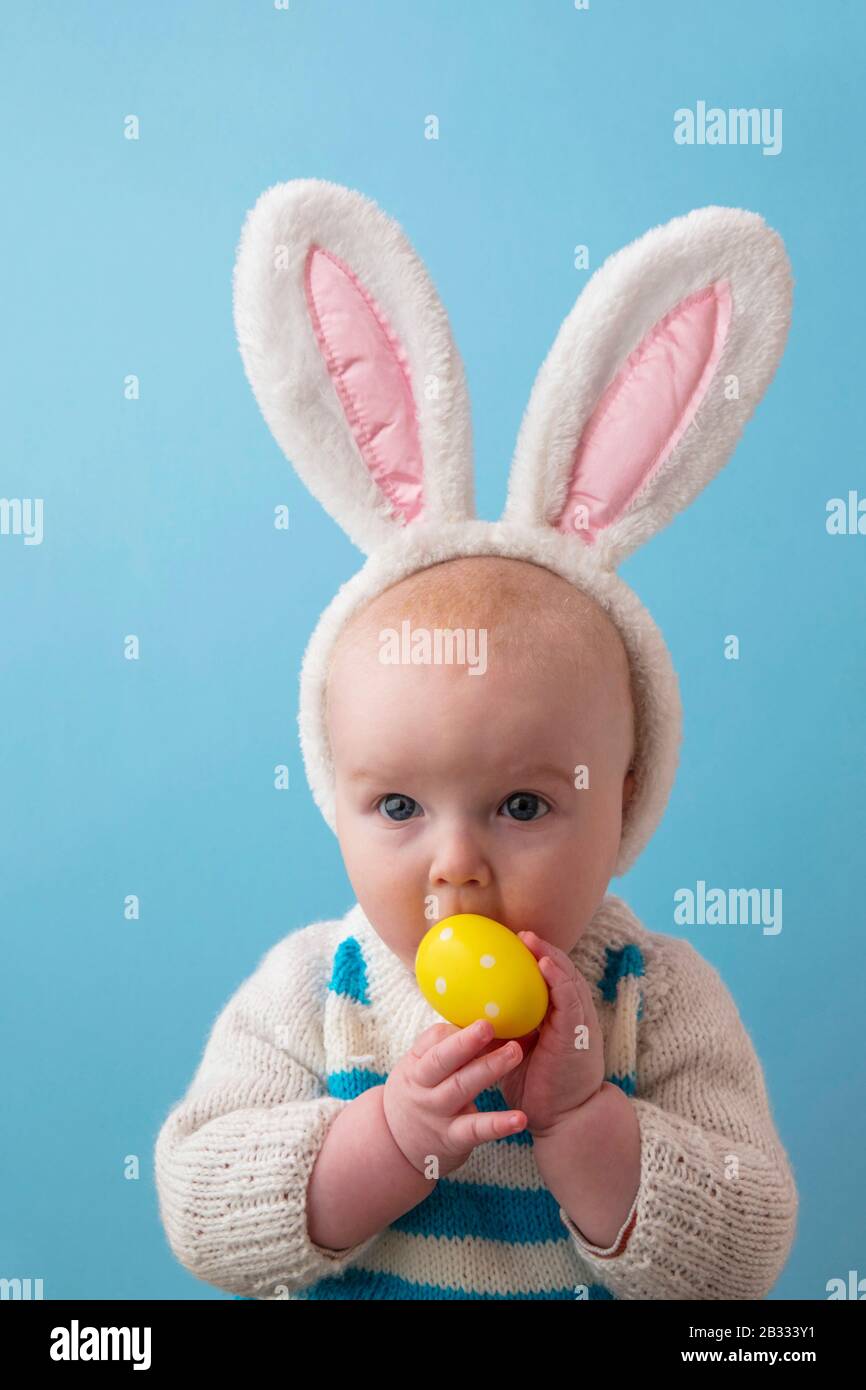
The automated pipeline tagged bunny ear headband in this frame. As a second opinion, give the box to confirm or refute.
[232,179,792,877]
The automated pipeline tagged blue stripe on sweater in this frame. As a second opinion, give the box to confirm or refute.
[299,1270,615,1299]
[326,1067,388,1099]
[390,1176,567,1243]
[327,936,370,1004]
[598,943,645,1003]
[608,1071,637,1096]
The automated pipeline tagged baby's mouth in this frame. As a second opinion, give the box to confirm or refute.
[446,906,513,931]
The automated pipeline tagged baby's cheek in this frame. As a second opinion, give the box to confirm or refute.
[364,873,426,944]
[512,860,606,946]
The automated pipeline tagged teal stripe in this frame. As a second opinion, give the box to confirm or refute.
[391,1177,568,1244]
[598,943,645,1003]
[327,936,371,1004]
[302,1268,615,1299]
[608,1071,637,1096]
[326,1067,388,1099]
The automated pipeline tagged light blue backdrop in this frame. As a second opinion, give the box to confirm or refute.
[2,0,862,1300]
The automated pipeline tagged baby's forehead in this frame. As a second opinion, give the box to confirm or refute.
[327,556,628,685]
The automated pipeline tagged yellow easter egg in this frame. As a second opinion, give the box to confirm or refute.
[414,914,549,1040]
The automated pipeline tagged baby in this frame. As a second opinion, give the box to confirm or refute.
[312,556,642,1250]
[155,179,799,1300]
[154,554,798,1300]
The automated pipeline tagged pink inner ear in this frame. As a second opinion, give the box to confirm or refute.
[555,280,732,541]
[304,245,424,523]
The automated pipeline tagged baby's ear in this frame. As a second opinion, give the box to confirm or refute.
[233,179,476,555]
[502,206,792,569]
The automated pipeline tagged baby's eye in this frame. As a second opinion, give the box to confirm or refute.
[377,793,421,822]
[498,791,551,822]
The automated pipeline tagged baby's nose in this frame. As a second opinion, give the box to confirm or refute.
[428,836,492,889]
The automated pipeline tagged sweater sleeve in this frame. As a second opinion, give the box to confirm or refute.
[558,936,799,1299]
[153,925,384,1297]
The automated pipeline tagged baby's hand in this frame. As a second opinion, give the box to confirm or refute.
[383,1019,527,1178]
[493,931,608,1137]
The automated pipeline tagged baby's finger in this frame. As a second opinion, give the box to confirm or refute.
[518,930,577,981]
[413,1017,495,1088]
[535,953,587,1048]
[446,1107,527,1150]
[432,1036,524,1114]
[410,1021,458,1061]
[475,1027,538,1059]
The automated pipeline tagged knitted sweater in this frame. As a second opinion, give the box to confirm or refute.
[153,894,798,1300]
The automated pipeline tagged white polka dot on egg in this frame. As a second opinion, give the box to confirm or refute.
[484,1002,500,1018]
[435,977,447,994]
[439,926,453,940]
[480,954,495,968]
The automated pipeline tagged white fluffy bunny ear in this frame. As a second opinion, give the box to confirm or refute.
[503,206,792,568]
[233,179,475,554]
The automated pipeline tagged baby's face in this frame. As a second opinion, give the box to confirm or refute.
[326,564,635,973]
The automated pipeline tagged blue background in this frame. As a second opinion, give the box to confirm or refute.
[1,0,863,1300]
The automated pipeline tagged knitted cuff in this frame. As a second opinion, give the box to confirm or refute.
[559,1191,639,1260]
